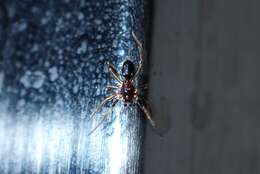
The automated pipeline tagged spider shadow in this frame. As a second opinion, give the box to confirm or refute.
[145,95,171,137]
[140,0,172,137]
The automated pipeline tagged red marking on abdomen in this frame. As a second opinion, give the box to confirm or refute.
[121,80,135,102]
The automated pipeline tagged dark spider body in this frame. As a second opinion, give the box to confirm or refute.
[121,60,136,104]
[121,60,135,79]
[88,32,155,134]
[121,78,135,103]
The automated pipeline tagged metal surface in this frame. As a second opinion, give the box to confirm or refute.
[0,0,146,173]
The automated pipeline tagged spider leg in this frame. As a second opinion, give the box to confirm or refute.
[132,31,143,50]
[88,94,116,121]
[139,83,149,90]
[106,61,123,83]
[106,85,120,91]
[132,32,143,80]
[136,97,156,127]
[88,98,119,135]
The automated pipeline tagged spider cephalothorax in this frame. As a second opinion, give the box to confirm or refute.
[89,32,155,134]
[121,60,135,79]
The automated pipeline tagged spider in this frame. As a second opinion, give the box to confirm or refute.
[89,32,155,134]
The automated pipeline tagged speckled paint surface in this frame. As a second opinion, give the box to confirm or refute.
[0,0,146,173]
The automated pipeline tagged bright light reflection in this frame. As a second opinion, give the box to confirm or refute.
[108,107,124,174]
[0,99,139,174]
[33,121,43,174]
[0,105,75,174]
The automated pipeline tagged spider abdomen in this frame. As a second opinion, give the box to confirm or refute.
[121,80,135,103]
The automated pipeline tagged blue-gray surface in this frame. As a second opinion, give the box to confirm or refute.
[143,0,260,174]
[0,0,146,174]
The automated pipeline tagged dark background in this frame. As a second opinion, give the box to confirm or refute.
[144,0,260,174]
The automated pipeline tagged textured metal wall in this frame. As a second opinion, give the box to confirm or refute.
[0,0,147,174]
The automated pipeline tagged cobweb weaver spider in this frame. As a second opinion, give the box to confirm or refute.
[88,32,155,135]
